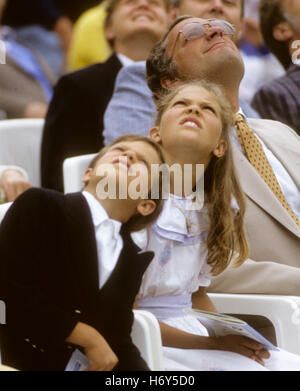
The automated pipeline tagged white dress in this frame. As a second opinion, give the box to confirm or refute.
[133,195,300,371]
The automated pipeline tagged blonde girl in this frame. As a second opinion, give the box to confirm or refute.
[134,80,300,371]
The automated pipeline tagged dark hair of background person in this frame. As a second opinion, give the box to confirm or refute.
[259,0,291,70]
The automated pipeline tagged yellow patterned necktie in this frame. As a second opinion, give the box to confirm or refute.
[235,113,300,229]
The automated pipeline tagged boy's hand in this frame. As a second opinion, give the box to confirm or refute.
[84,335,118,371]
[212,335,270,366]
[66,321,118,371]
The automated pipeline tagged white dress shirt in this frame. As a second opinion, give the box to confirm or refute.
[116,53,134,67]
[232,109,300,220]
[82,191,123,289]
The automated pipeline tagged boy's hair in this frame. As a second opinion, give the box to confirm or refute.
[89,134,165,232]
[104,0,171,48]
[259,0,291,70]
[155,80,249,275]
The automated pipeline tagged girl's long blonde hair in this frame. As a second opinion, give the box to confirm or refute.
[155,80,249,275]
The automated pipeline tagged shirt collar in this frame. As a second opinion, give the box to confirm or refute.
[82,190,122,232]
[116,53,135,67]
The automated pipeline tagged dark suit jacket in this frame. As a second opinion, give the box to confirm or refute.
[0,188,153,371]
[41,54,122,193]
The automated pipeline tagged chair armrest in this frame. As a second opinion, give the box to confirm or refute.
[132,310,164,371]
[208,293,300,355]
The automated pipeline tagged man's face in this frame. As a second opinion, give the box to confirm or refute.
[165,17,244,83]
[284,0,300,17]
[106,0,169,43]
[173,0,242,41]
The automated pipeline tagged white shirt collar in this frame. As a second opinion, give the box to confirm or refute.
[82,191,121,234]
[116,53,135,67]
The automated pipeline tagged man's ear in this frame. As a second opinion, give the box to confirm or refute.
[136,199,156,217]
[160,76,181,90]
[168,5,179,23]
[213,139,227,158]
[273,21,294,42]
[82,168,93,185]
[105,23,115,41]
[149,126,162,144]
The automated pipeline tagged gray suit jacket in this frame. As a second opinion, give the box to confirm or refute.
[103,62,300,295]
[103,62,259,145]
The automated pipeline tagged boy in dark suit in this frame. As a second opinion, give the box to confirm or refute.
[0,134,164,371]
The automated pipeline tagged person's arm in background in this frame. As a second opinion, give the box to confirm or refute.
[0,166,31,202]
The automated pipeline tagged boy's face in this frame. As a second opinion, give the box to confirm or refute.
[84,140,161,200]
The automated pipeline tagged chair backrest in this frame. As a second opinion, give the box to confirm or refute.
[63,153,96,194]
[0,202,12,223]
[132,310,164,371]
[0,119,44,187]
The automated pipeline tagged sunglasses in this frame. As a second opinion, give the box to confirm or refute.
[170,19,236,57]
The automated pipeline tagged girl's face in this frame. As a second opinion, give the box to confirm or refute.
[151,85,227,163]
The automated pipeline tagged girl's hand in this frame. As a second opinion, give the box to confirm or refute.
[212,335,270,366]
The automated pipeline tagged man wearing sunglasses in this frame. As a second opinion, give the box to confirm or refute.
[104,12,300,303]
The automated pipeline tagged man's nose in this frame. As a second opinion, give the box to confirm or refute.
[135,0,151,8]
[205,25,224,39]
[210,0,224,12]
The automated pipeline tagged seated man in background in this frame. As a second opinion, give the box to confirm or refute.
[0,0,56,119]
[41,0,169,193]
[2,0,73,76]
[251,0,300,135]
[103,0,261,146]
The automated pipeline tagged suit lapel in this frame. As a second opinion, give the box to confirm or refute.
[249,118,300,190]
[232,143,300,238]
[64,193,100,302]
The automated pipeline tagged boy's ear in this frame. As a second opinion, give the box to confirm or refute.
[136,200,156,217]
[82,168,93,185]
[273,21,294,42]
[213,139,227,158]
[149,126,162,144]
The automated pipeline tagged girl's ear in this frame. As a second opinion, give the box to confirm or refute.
[136,200,156,216]
[273,21,294,42]
[82,168,93,185]
[149,126,162,144]
[213,139,227,158]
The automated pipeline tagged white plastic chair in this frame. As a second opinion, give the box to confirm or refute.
[132,310,164,371]
[0,202,12,223]
[0,119,44,187]
[209,293,300,355]
[63,153,96,194]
